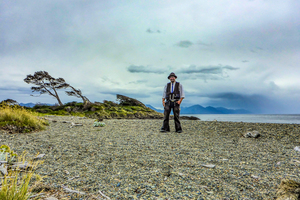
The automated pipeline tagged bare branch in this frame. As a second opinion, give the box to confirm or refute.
[65,85,90,104]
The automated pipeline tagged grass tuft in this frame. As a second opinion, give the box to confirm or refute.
[0,150,43,200]
[0,102,48,133]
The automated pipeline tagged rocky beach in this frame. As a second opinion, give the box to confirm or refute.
[1,116,300,199]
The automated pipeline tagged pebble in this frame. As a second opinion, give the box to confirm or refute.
[1,116,300,199]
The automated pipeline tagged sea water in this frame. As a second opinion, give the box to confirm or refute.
[181,114,300,124]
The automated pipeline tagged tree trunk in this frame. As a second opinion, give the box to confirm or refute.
[82,96,91,105]
[53,88,63,106]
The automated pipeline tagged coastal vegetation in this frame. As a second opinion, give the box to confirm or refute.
[21,70,164,119]
[28,98,163,119]
[13,94,163,120]
[0,102,48,133]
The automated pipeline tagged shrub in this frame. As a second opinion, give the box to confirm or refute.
[93,122,105,127]
[75,102,84,107]
[49,110,69,115]
[0,102,48,133]
[64,101,77,106]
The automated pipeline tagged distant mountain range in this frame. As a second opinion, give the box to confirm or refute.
[146,104,251,114]
[19,103,53,107]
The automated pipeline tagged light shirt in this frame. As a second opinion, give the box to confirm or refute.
[162,81,185,99]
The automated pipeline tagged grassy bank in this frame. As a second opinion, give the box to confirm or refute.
[26,101,163,119]
[0,103,48,133]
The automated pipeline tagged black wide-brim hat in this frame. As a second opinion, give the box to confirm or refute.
[168,72,177,79]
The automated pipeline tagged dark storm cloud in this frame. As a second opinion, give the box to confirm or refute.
[100,91,151,99]
[127,65,165,74]
[176,40,193,48]
[199,92,281,113]
[179,65,239,74]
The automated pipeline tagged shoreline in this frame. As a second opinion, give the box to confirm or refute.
[1,116,300,199]
[181,113,300,124]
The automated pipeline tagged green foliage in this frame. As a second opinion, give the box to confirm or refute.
[36,108,52,113]
[49,110,68,115]
[130,106,142,111]
[103,100,118,107]
[64,101,77,106]
[109,107,118,111]
[75,102,83,107]
[69,112,85,117]
[25,97,162,119]
[123,107,133,112]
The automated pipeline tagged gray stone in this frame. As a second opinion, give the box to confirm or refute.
[45,197,58,200]
[244,130,260,138]
[0,165,8,175]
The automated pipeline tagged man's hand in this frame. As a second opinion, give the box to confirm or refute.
[162,98,165,107]
[177,98,183,105]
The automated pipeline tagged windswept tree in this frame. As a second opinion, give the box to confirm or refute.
[65,85,91,105]
[24,71,69,106]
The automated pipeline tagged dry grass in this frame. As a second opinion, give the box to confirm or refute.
[0,102,48,133]
[0,152,43,200]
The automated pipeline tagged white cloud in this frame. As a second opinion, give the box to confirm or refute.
[0,0,300,113]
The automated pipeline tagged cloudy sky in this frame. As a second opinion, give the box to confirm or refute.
[1,0,299,114]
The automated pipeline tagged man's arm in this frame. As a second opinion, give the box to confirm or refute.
[177,83,185,105]
[162,85,167,107]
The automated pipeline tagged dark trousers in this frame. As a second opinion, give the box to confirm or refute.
[162,101,182,131]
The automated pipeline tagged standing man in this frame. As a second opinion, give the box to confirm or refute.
[161,72,185,133]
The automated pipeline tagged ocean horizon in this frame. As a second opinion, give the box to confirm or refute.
[181,114,300,124]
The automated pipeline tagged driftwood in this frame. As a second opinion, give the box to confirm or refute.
[33,154,45,160]
[99,190,111,199]
[11,161,32,170]
[70,122,83,127]
[29,192,45,199]
[276,179,300,200]
[244,130,260,138]
[201,164,216,168]
[0,165,8,175]
[62,185,86,195]
[251,175,260,179]
[68,175,79,181]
